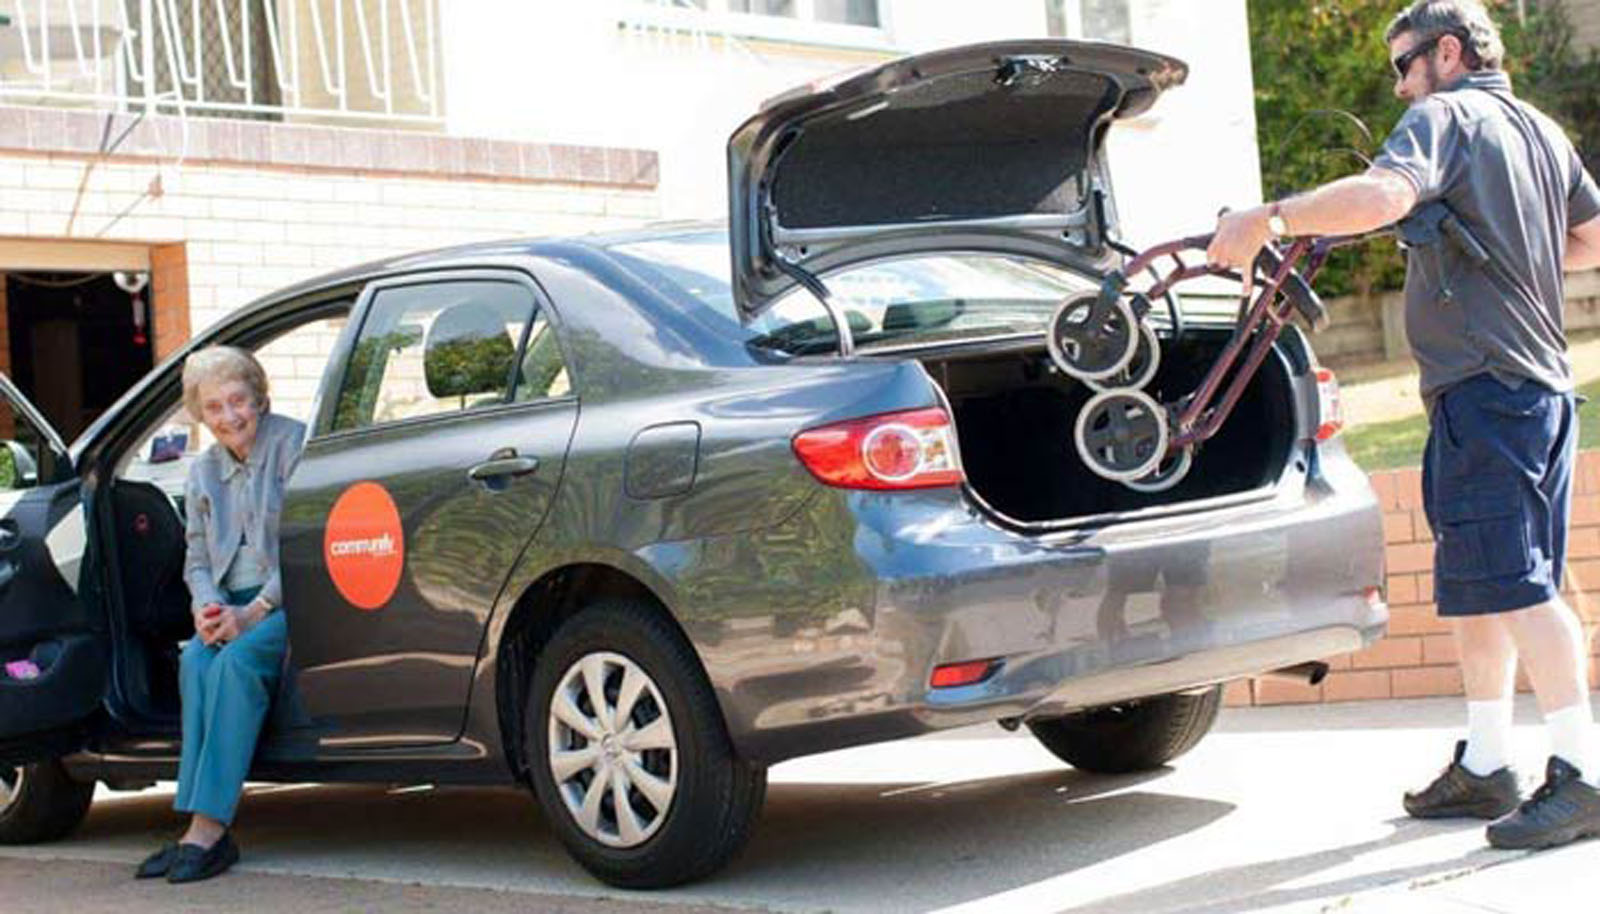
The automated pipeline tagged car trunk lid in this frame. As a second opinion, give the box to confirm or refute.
[725,39,1188,320]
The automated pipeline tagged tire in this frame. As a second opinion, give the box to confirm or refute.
[0,759,95,844]
[524,599,766,888]
[1026,685,1223,774]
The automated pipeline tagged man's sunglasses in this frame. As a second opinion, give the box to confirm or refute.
[1391,36,1441,78]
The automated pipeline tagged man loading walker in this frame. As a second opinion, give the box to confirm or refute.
[1208,0,1600,851]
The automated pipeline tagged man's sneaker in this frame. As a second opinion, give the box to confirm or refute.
[1486,756,1600,850]
[1404,741,1521,820]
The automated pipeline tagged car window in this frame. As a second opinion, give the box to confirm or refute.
[513,309,571,402]
[117,310,352,497]
[606,231,1099,355]
[330,280,539,433]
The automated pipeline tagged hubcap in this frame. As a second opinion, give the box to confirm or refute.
[546,651,678,848]
[0,766,24,816]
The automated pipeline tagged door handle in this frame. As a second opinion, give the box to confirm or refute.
[0,560,16,591]
[467,453,539,483]
[0,521,18,552]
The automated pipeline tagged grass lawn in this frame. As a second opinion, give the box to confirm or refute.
[1342,377,1600,472]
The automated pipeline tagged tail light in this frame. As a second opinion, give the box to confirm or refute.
[929,658,1000,689]
[1314,368,1343,441]
[793,407,964,490]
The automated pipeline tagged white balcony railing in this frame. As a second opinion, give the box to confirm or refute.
[0,0,442,126]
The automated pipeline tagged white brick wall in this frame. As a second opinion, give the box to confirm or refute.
[0,151,659,419]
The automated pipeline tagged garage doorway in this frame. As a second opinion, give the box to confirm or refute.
[0,239,189,443]
[3,271,154,440]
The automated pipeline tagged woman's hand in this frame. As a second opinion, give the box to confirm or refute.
[206,606,247,645]
[193,603,227,645]
[194,600,269,645]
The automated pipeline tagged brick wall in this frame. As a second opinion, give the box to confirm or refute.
[1224,450,1600,707]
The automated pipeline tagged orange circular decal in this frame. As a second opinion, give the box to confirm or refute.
[323,481,405,611]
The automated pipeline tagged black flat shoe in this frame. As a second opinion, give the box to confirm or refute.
[166,832,239,884]
[134,842,180,879]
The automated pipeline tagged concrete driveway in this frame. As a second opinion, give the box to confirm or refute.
[3,696,1596,913]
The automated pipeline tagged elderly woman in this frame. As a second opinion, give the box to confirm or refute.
[135,346,304,884]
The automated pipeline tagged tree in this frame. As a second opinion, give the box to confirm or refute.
[1247,0,1600,297]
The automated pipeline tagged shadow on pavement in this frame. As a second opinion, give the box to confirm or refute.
[61,767,1236,912]
[1061,815,1521,914]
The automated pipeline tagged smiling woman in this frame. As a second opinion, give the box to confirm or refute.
[133,347,307,884]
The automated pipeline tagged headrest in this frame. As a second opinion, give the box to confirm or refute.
[424,301,515,398]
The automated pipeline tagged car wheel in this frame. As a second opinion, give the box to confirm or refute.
[0,759,94,844]
[1026,685,1223,774]
[525,599,766,888]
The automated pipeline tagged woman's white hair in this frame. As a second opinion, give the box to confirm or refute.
[181,346,270,419]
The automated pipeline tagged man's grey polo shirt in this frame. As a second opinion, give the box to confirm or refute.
[1372,70,1600,404]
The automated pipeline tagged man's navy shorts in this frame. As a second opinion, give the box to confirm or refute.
[1423,373,1578,617]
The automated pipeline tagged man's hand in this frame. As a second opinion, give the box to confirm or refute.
[1207,205,1273,273]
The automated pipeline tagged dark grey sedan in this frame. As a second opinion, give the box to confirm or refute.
[0,40,1386,887]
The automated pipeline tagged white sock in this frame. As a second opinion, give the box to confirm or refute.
[1545,703,1596,782]
[1461,699,1515,776]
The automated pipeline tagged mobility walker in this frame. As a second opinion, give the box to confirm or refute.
[1047,230,1372,492]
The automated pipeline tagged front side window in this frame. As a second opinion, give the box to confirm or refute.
[330,281,546,433]
[116,306,354,495]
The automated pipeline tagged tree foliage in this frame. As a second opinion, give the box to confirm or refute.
[1247,0,1600,297]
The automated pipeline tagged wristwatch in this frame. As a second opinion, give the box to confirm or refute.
[1266,202,1290,238]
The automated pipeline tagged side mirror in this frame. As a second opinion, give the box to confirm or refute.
[0,440,38,488]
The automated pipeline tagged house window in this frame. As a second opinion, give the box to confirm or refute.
[1045,0,1133,45]
[624,0,887,48]
[729,0,879,26]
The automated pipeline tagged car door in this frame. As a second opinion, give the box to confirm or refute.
[277,269,578,751]
[0,373,105,765]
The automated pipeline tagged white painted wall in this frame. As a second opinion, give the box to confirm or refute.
[439,0,1263,239]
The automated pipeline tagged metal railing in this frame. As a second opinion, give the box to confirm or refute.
[0,0,442,126]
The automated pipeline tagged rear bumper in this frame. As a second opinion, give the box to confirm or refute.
[675,443,1387,765]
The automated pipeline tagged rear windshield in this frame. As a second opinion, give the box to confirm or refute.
[606,231,1098,355]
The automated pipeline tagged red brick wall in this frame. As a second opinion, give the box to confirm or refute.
[149,242,191,362]
[1224,450,1600,707]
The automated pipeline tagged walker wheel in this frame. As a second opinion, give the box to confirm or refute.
[1085,320,1161,392]
[1124,445,1193,493]
[1047,293,1139,381]
[1074,389,1170,482]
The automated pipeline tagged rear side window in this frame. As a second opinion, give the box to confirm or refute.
[330,280,555,432]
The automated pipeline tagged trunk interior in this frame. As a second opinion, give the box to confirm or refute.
[922,327,1300,525]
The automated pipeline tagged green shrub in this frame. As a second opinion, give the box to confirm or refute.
[1247,0,1600,297]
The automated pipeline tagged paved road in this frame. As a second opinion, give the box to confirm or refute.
[4,697,1597,913]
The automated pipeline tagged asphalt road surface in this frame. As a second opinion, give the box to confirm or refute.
[4,697,1598,914]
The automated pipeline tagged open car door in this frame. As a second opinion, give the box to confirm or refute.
[0,373,104,765]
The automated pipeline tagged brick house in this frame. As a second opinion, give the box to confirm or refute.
[0,0,1263,435]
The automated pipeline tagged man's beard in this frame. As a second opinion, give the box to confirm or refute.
[1420,56,1442,96]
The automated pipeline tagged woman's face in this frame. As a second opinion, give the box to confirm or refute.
[197,377,261,459]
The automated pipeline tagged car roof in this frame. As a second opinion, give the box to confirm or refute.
[263,220,728,301]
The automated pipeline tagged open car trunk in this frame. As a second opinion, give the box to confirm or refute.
[921,327,1300,525]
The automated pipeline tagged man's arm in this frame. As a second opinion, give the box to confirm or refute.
[1206,168,1418,271]
[1569,215,1600,272]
